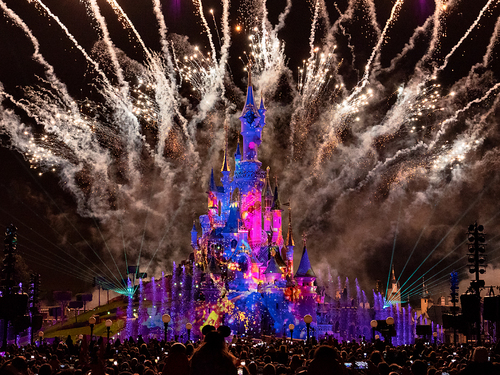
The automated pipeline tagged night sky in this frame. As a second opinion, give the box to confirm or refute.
[0,0,499,300]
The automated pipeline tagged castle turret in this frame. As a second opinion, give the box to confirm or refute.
[234,138,241,162]
[295,239,316,286]
[294,238,317,329]
[208,168,218,223]
[420,277,432,316]
[191,221,198,247]
[388,264,402,308]
[263,167,273,232]
[264,254,283,284]
[236,67,266,249]
[239,67,264,162]
[285,203,295,276]
[271,181,283,245]
[221,126,231,186]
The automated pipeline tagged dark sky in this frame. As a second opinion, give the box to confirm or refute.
[0,0,499,299]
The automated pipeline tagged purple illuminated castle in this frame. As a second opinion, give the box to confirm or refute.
[187,71,319,337]
[130,74,423,344]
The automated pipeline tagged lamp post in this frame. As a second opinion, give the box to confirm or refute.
[105,319,112,341]
[433,331,438,345]
[38,331,44,346]
[386,317,394,346]
[89,316,96,340]
[304,314,313,343]
[186,323,192,342]
[370,320,378,342]
[289,324,295,341]
[162,314,171,341]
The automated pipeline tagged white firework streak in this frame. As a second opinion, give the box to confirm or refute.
[434,0,497,75]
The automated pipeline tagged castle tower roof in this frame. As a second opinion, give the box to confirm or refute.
[422,277,430,298]
[264,255,283,275]
[221,126,230,173]
[272,180,281,211]
[391,264,397,284]
[295,239,316,278]
[263,167,273,198]
[234,137,241,160]
[209,168,217,192]
[223,202,240,233]
[286,203,295,247]
[240,64,258,117]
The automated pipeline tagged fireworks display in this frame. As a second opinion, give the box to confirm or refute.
[0,0,499,296]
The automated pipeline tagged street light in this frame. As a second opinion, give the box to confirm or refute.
[304,314,313,343]
[89,316,96,340]
[162,314,171,341]
[38,331,44,346]
[289,324,295,341]
[186,323,192,342]
[370,320,378,342]
[105,319,112,341]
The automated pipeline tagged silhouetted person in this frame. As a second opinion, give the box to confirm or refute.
[190,332,237,375]
[162,343,189,375]
[306,346,343,375]
[459,346,499,375]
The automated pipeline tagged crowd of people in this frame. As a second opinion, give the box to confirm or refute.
[1,328,499,375]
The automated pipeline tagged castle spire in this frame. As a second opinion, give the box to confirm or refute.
[272,178,281,211]
[242,62,255,113]
[422,277,429,297]
[286,202,295,247]
[295,236,316,279]
[221,123,230,173]
[248,62,252,87]
[209,168,216,192]
[263,167,273,200]
[234,136,241,160]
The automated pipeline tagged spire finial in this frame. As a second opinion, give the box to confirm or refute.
[247,60,252,87]
[302,232,307,247]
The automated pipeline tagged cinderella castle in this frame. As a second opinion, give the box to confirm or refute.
[131,72,416,343]
[188,71,319,337]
